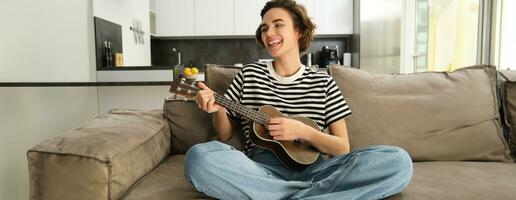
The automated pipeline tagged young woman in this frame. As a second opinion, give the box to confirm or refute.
[184,0,413,199]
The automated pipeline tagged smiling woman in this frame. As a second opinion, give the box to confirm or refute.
[182,0,413,199]
[255,1,315,54]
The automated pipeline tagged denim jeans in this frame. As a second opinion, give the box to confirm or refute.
[184,141,413,200]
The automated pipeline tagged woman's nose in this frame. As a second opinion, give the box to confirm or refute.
[264,28,275,37]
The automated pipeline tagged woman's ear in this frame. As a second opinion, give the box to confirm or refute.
[295,28,302,39]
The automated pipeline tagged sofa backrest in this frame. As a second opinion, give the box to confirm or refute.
[165,63,514,162]
[330,65,513,162]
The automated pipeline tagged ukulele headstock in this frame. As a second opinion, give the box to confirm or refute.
[169,78,200,98]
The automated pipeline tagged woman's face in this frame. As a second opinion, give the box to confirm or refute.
[259,8,301,58]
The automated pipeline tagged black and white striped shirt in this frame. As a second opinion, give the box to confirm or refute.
[224,61,352,154]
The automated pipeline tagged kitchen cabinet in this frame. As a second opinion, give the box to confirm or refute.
[234,0,268,35]
[155,0,195,36]
[195,0,234,36]
[313,0,353,35]
[154,0,353,37]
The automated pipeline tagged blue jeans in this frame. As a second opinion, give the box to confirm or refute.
[184,141,413,200]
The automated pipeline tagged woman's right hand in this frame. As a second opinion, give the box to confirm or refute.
[196,82,224,113]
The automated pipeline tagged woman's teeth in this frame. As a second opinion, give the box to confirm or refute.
[268,40,282,48]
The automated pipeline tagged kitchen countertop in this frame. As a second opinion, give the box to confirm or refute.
[97,66,173,71]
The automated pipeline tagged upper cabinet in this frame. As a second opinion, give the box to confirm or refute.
[154,0,353,37]
[155,0,195,36]
[313,0,353,35]
[234,0,269,35]
[195,0,234,36]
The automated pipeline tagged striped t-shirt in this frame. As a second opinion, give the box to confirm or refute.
[223,61,352,154]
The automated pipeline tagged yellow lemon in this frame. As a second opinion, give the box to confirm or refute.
[183,67,192,75]
[191,67,199,74]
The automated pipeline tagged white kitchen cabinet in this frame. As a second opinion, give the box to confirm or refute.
[153,0,352,37]
[155,0,195,36]
[195,0,234,36]
[313,0,353,35]
[234,0,268,35]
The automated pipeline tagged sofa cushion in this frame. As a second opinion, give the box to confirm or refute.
[164,100,245,154]
[120,155,210,200]
[499,70,516,157]
[122,156,516,200]
[205,64,240,95]
[388,162,516,200]
[27,109,170,200]
[330,65,512,162]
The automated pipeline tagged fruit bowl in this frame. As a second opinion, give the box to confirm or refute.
[183,73,198,80]
[181,67,199,84]
[182,74,198,85]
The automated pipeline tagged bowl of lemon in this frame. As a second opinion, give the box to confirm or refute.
[182,67,199,83]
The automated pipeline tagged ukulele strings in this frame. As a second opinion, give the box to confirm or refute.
[214,94,269,124]
[182,82,269,124]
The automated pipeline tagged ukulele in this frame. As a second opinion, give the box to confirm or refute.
[169,79,320,170]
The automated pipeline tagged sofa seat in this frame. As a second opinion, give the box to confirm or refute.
[122,155,516,200]
[390,161,516,200]
[121,155,210,200]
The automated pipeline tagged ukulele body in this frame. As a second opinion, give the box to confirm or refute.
[251,105,321,170]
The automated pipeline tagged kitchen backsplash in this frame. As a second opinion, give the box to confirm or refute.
[151,37,351,70]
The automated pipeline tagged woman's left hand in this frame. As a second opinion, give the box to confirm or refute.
[266,117,312,141]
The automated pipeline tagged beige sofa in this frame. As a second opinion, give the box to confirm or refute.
[28,65,516,200]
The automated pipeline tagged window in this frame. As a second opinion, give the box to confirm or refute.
[421,0,480,72]
[498,0,516,69]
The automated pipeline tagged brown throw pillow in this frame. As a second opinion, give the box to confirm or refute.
[330,65,513,162]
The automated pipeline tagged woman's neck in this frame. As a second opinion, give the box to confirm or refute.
[272,51,302,77]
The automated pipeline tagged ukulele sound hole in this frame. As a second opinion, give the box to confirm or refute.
[293,139,302,147]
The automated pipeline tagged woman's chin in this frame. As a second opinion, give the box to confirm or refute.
[266,49,282,58]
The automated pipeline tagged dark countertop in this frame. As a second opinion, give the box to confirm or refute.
[0,81,173,87]
[97,66,173,71]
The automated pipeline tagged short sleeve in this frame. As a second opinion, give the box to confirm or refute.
[223,69,244,121]
[325,76,352,127]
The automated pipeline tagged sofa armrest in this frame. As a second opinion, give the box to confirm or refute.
[27,109,171,200]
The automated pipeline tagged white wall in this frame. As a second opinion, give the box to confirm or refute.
[98,86,170,113]
[0,87,99,200]
[0,0,96,82]
[0,1,99,200]
[93,0,151,66]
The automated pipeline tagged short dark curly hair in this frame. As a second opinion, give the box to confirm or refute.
[255,0,316,52]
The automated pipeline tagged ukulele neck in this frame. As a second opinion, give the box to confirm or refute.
[213,93,268,124]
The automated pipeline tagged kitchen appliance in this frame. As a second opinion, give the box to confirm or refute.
[306,53,312,67]
[319,46,339,68]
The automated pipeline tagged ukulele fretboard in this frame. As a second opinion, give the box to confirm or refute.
[214,93,269,124]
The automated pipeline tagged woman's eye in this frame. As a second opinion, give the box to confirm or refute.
[275,24,284,28]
